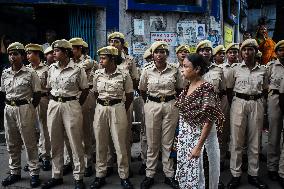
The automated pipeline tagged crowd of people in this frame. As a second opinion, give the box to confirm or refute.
[0,23,283,189]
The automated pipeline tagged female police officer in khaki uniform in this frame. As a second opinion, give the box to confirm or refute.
[1,42,41,188]
[25,43,51,171]
[139,41,183,189]
[90,46,134,189]
[227,39,268,189]
[42,39,88,189]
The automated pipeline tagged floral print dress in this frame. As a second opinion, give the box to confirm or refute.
[175,82,224,189]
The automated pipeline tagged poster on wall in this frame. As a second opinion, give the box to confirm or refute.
[196,24,206,41]
[134,19,145,36]
[207,16,222,47]
[150,16,167,31]
[150,32,177,46]
[224,24,234,48]
[176,20,199,53]
[132,42,148,55]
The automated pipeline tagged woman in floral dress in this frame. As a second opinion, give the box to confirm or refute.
[175,54,224,188]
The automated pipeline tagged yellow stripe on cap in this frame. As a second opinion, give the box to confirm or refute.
[225,43,239,53]
[69,37,84,46]
[108,32,125,41]
[97,46,118,56]
[150,41,169,53]
[7,42,25,52]
[175,44,190,53]
[25,43,43,52]
[240,39,258,51]
[52,39,72,49]
[213,45,225,56]
[196,40,212,53]
[275,40,284,51]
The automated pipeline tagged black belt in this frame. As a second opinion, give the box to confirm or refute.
[270,89,279,95]
[235,92,263,101]
[6,99,29,106]
[89,85,93,89]
[97,98,122,106]
[148,95,175,103]
[41,92,49,97]
[51,95,77,102]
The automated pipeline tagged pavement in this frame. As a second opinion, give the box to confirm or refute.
[0,131,283,189]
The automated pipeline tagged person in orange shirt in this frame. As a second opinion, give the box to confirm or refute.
[255,19,277,65]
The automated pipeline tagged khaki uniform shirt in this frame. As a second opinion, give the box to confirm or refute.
[218,61,235,89]
[92,67,133,100]
[47,60,88,97]
[73,54,97,86]
[1,65,41,100]
[203,63,226,93]
[267,59,284,91]
[27,62,49,93]
[229,61,269,95]
[139,63,183,97]
[118,52,139,80]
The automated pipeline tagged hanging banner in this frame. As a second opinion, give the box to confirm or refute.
[224,24,234,48]
[132,42,148,55]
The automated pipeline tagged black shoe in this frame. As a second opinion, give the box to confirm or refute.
[218,181,225,189]
[227,176,241,189]
[164,177,179,189]
[140,177,154,189]
[2,174,21,186]
[75,179,85,189]
[41,178,63,189]
[139,163,146,175]
[23,164,29,172]
[121,178,133,189]
[106,167,114,177]
[84,166,93,177]
[30,175,41,188]
[279,177,284,188]
[268,171,279,181]
[90,177,106,189]
[248,175,268,189]
[42,159,51,171]
[63,163,73,175]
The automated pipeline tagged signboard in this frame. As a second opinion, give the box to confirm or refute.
[224,24,234,47]
[150,32,177,46]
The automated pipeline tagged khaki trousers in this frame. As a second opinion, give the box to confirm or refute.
[220,95,230,162]
[267,94,284,171]
[37,97,51,160]
[81,93,96,168]
[94,103,129,179]
[47,100,85,180]
[230,97,264,177]
[4,104,40,176]
[144,100,178,178]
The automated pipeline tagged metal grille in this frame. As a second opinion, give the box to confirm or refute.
[69,8,96,59]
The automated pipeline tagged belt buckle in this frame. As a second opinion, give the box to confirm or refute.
[104,99,110,106]
[249,95,254,100]
[58,97,63,102]
[11,100,16,106]
[160,96,165,102]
